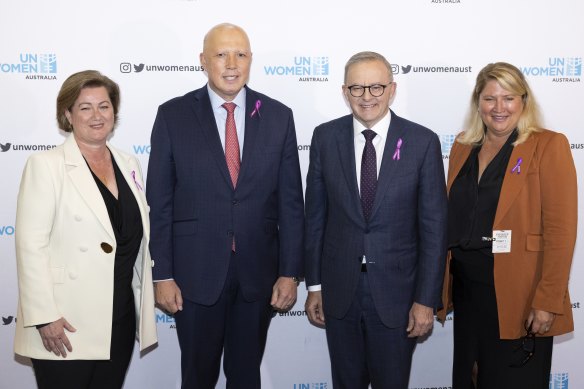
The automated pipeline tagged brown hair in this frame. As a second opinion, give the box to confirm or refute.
[56,70,120,132]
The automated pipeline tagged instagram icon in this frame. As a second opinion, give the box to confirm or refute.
[120,63,132,73]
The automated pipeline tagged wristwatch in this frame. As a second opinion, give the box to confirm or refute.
[291,277,300,286]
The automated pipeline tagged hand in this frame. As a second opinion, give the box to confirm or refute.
[38,317,76,358]
[407,302,434,338]
[305,291,325,327]
[527,309,556,335]
[270,277,297,311]
[154,280,183,314]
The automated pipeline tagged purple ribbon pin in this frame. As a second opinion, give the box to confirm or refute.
[392,138,403,161]
[250,99,262,118]
[131,170,143,191]
[511,157,523,174]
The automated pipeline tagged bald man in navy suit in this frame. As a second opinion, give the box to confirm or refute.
[147,23,304,389]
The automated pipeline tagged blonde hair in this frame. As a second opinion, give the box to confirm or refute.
[458,62,542,146]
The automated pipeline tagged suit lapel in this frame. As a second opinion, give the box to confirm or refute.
[445,135,537,227]
[370,111,407,220]
[63,135,115,240]
[493,135,537,226]
[108,146,150,240]
[238,87,260,187]
[192,87,234,189]
[336,117,362,215]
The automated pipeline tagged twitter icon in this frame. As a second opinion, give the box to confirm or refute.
[0,142,11,152]
[134,63,145,73]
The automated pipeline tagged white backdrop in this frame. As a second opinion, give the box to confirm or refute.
[1,1,582,388]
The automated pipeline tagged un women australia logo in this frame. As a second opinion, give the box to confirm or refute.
[550,373,569,389]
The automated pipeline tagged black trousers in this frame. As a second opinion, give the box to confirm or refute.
[32,311,136,389]
[452,273,553,389]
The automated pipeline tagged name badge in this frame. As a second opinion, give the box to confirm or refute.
[492,230,511,253]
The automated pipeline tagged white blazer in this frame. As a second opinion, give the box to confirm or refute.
[14,135,157,360]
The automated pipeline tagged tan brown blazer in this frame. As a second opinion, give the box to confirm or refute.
[437,129,577,339]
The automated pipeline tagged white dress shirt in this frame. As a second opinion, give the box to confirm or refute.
[353,111,391,190]
[308,111,392,292]
[207,84,246,157]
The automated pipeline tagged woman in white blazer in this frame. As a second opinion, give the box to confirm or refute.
[14,70,157,389]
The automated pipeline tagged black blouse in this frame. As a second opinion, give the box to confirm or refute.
[447,130,517,284]
[89,154,143,321]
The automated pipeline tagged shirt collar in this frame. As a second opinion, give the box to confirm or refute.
[353,110,392,140]
[207,84,247,110]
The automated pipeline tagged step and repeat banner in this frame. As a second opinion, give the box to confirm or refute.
[1,0,582,388]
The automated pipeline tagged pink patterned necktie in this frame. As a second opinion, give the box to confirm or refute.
[222,102,240,188]
[222,102,240,251]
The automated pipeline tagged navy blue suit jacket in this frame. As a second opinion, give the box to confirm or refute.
[304,111,447,328]
[147,86,304,305]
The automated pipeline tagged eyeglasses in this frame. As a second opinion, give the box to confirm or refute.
[346,83,393,97]
[509,321,535,368]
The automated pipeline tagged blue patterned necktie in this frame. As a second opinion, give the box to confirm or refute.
[360,129,377,222]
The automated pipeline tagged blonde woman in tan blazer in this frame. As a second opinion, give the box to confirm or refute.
[437,62,576,389]
[14,70,157,389]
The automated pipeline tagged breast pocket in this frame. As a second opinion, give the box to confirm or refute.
[173,220,198,236]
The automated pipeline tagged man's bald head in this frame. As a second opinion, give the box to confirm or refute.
[200,23,252,101]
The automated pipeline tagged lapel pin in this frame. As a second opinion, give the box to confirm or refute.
[250,99,262,118]
[511,157,523,174]
[131,170,143,191]
[392,138,403,161]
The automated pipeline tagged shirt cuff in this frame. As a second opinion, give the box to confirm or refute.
[307,284,322,292]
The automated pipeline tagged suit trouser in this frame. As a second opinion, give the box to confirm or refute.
[324,272,416,389]
[175,253,273,389]
[452,272,553,389]
[31,310,136,389]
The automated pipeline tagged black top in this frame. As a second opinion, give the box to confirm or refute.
[448,131,517,285]
[89,153,143,321]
